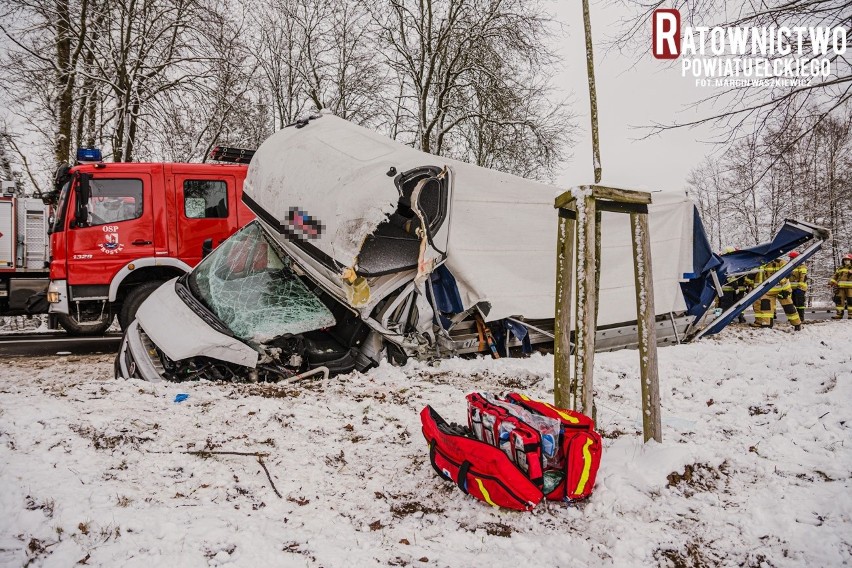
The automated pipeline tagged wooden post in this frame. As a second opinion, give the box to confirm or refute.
[553,203,576,409]
[574,195,598,415]
[631,212,662,442]
[582,0,602,184]
[592,209,602,422]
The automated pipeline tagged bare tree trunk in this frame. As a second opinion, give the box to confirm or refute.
[55,0,73,165]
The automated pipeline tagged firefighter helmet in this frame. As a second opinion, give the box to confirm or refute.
[788,251,800,259]
[723,246,736,254]
[844,253,852,262]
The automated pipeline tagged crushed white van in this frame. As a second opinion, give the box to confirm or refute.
[115,115,826,382]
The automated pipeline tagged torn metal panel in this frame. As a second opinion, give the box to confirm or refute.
[243,115,432,272]
[689,219,828,340]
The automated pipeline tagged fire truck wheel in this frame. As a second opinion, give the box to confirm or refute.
[119,281,164,331]
[57,310,113,337]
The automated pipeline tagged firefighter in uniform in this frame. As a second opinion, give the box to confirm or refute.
[747,258,802,330]
[719,246,747,322]
[745,265,769,326]
[829,253,852,319]
[787,251,807,322]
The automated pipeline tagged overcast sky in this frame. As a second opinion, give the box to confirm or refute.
[551,1,716,193]
[0,1,719,193]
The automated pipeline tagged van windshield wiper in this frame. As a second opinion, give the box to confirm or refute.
[174,275,234,338]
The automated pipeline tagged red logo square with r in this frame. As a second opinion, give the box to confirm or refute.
[652,9,681,59]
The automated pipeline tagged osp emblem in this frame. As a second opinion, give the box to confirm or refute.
[99,232,125,255]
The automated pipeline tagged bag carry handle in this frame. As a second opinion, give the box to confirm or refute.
[429,441,448,480]
[457,461,471,494]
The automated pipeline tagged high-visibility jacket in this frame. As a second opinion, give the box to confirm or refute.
[830,264,852,289]
[789,264,808,291]
[746,261,792,295]
[721,274,746,293]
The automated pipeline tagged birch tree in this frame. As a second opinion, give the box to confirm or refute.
[2,0,574,189]
[145,11,266,162]
[0,0,90,173]
[86,0,216,162]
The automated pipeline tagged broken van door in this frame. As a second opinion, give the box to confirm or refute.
[355,166,451,278]
[350,165,452,348]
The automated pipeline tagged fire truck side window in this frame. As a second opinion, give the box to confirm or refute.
[87,179,144,226]
[184,180,228,219]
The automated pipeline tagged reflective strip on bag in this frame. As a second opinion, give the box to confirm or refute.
[543,402,580,424]
[474,478,498,508]
[517,393,580,423]
[575,438,594,496]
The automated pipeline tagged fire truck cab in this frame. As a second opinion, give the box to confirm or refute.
[47,158,251,335]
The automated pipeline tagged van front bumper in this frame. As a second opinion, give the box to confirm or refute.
[115,320,164,382]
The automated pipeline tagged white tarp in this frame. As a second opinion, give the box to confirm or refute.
[244,115,695,326]
[446,184,694,325]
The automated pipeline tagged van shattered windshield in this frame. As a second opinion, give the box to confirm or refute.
[187,221,336,343]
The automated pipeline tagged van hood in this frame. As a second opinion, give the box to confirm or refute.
[136,278,258,368]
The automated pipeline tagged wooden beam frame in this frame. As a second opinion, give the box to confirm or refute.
[631,212,662,442]
[553,185,662,443]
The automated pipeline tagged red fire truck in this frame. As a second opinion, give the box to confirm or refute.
[0,194,51,317]
[42,149,252,335]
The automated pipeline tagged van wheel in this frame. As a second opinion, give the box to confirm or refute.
[119,281,164,330]
[57,307,113,337]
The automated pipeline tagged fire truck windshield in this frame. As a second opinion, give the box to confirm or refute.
[186,221,336,343]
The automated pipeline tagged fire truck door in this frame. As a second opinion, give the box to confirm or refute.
[174,174,239,266]
[66,175,155,288]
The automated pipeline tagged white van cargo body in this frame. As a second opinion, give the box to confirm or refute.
[117,115,760,382]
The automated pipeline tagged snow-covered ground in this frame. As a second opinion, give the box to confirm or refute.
[0,315,51,334]
[0,315,121,335]
[1,321,850,567]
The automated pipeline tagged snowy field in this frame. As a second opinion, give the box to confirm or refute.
[0,316,50,334]
[1,321,850,567]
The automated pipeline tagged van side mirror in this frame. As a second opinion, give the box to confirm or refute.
[73,173,91,228]
[202,238,214,258]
